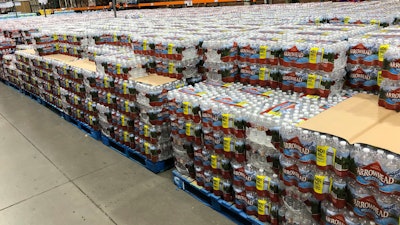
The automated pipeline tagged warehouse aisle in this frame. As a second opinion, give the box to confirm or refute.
[0,83,234,225]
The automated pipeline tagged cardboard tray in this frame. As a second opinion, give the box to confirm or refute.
[299,93,400,154]
[132,74,177,86]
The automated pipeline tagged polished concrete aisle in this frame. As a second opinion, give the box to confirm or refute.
[0,82,235,225]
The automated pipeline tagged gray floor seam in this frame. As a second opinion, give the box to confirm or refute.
[70,180,118,225]
[0,181,71,212]
[71,160,121,182]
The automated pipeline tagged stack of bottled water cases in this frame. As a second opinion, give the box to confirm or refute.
[13,51,41,96]
[346,26,400,94]
[132,80,183,162]
[0,37,16,57]
[1,54,17,83]
[168,82,357,224]
[93,50,181,162]
[380,44,400,111]
[202,24,375,98]
[94,53,147,149]
[32,30,89,58]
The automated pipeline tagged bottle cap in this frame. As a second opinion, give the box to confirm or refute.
[340,141,347,146]
[377,149,384,154]
[321,135,327,139]
[362,148,370,153]
[387,154,395,160]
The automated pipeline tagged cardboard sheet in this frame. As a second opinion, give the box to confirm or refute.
[43,54,77,63]
[66,59,96,72]
[132,74,177,86]
[299,93,400,154]
[17,49,36,55]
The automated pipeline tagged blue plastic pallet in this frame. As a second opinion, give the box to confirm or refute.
[1,79,21,92]
[101,135,174,173]
[18,89,42,105]
[126,148,174,173]
[172,170,265,225]
[100,135,129,156]
[63,114,101,140]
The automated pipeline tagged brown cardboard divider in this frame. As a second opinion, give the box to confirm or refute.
[132,74,177,86]
[66,59,96,72]
[43,54,78,63]
[299,93,400,154]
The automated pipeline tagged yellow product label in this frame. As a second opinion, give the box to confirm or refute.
[123,131,129,142]
[63,45,67,52]
[55,43,59,51]
[259,67,266,81]
[183,102,191,115]
[75,84,80,92]
[257,199,267,215]
[223,137,231,152]
[53,34,58,41]
[57,87,60,95]
[309,47,324,64]
[39,70,43,77]
[168,63,174,74]
[143,40,147,50]
[316,145,336,167]
[213,177,220,191]
[259,46,267,59]
[362,34,371,39]
[315,18,320,25]
[88,101,93,111]
[185,123,192,136]
[65,79,69,88]
[144,142,150,154]
[74,70,78,79]
[196,92,207,96]
[222,83,233,88]
[63,66,67,75]
[47,83,51,90]
[262,90,274,97]
[222,114,230,129]
[305,95,320,99]
[175,83,184,89]
[116,64,121,74]
[89,115,93,125]
[378,44,390,62]
[121,115,125,126]
[74,96,78,105]
[123,82,128,94]
[370,19,380,26]
[63,34,67,41]
[113,33,118,42]
[106,93,111,104]
[256,175,266,191]
[211,155,218,169]
[74,47,78,55]
[314,175,326,194]
[144,125,149,137]
[236,101,247,107]
[341,28,349,31]
[77,109,81,118]
[314,175,332,194]
[125,101,129,112]
[268,111,281,117]
[377,71,383,86]
[321,32,330,36]
[344,17,350,24]
[307,74,317,89]
[73,35,77,42]
[104,76,109,88]
[93,52,97,58]
[168,43,174,54]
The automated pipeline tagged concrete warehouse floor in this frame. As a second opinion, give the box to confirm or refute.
[0,82,235,225]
